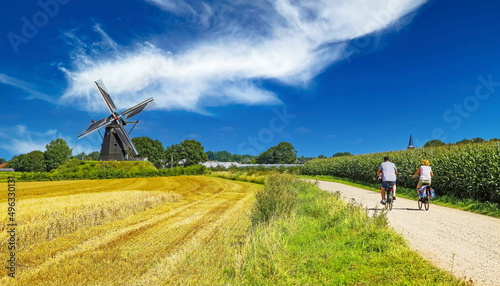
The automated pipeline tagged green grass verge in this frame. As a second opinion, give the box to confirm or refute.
[0,172,21,183]
[233,175,469,285]
[299,175,500,218]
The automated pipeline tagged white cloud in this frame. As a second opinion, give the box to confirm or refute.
[182,133,200,139]
[295,126,312,134]
[0,73,55,103]
[59,0,427,113]
[0,125,98,157]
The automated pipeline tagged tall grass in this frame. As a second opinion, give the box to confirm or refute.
[249,173,302,225]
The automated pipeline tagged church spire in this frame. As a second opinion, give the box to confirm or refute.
[407,134,415,150]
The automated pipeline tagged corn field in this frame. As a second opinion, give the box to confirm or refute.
[302,142,500,203]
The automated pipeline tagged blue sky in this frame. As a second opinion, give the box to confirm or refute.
[1,0,500,160]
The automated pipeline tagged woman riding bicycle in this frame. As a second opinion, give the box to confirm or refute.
[412,159,434,198]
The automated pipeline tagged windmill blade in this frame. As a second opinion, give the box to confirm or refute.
[95,79,117,114]
[121,97,156,120]
[77,117,113,139]
[115,121,139,155]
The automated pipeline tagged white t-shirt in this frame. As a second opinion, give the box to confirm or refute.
[420,166,432,181]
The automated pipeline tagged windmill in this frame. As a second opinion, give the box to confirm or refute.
[77,80,156,161]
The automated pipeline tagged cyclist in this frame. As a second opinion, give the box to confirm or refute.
[412,159,434,199]
[377,156,397,205]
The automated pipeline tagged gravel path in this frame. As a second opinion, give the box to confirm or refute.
[312,180,500,286]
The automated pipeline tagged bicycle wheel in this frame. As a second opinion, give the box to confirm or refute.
[424,190,430,211]
[387,190,393,211]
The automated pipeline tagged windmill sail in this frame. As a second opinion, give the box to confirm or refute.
[77,117,113,139]
[121,97,156,120]
[115,121,139,155]
[95,79,117,114]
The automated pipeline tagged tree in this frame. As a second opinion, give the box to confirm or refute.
[22,151,47,172]
[232,154,243,162]
[423,139,446,148]
[206,151,215,161]
[6,155,23,171]
[88,151,100,161]
[255,148,274,164]
[44,138,73,171]
[166,139,208,167]
[255,142,297,164]
[318,154,326,159]
[332,152,352,157]
[241,156,253,164]
[0,158,6,164]
[132,136,166,169]
[214,151,232,162]
[456,137,484,145]
[73,152,86,160]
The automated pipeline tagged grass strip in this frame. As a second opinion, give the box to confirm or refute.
[235,175,469,285]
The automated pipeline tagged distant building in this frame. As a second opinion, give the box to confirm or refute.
[0,162,14,172]
[407,134,415,150]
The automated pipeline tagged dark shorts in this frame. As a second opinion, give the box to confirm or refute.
[381,181,395,190]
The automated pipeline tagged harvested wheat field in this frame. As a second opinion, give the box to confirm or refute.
[0,176,256,285]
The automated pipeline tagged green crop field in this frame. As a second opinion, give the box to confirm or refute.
[302,141,500,204]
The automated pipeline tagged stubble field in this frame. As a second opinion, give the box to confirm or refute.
[0,176,256,285]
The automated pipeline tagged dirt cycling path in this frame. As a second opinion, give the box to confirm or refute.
[312,180,500,286]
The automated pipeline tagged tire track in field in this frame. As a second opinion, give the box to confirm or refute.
[13,178,253,285]
[127,185,254,285]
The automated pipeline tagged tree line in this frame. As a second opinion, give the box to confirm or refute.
[423,137,500,148]
[6,139,73,172]
[2,135,356,172]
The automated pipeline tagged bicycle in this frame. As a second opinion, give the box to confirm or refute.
[418,185,431,211]
[385,182,394,210]
[384,181,395,211]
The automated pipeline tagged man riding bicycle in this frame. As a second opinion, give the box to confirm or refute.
[377,156,397,205]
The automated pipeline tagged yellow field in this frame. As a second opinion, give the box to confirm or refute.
[0,176,257,285]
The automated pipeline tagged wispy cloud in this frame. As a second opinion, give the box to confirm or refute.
[59,0,427,114]
[0,125,98,157]
[348,138,364,145]
[92,23,119,52]
[295,126,312,134]
[0,73,55,103]
[182,133,200,139]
